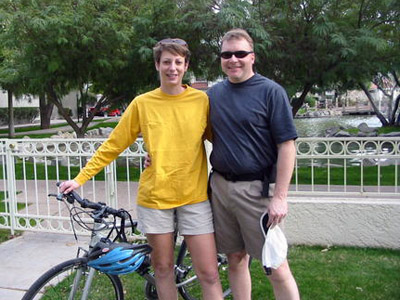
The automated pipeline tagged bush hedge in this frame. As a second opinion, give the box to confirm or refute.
[0,107,39,125]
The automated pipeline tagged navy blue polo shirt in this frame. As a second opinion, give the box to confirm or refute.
[207,74,297,175]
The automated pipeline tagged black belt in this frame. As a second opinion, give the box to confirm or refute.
[214,170,264,182]
[213,165,276,198]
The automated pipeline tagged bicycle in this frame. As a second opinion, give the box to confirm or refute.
[22,183,231,300]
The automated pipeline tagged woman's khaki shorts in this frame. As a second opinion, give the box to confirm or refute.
[210,172,278,260]
[137,200,214,235]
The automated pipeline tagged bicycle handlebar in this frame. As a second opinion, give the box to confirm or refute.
[49,182,127,219]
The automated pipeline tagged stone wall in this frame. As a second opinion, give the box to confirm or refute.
[285,197,400,249]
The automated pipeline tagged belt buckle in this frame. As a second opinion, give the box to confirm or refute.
[225,173,236,182]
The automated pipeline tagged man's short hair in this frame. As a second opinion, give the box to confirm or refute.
[221,29,254,51]
[153,40,191,63]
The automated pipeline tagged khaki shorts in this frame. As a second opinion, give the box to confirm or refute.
[210,172,278,260]
[137,200,214,235]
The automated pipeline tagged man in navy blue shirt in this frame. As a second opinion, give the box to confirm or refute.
[208,28,300,300]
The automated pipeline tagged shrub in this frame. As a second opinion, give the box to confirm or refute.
[305,95,317,107]
[0,107,39,125]
[58,107,73,117]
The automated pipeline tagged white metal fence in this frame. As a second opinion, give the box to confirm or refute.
[1,137,399,235]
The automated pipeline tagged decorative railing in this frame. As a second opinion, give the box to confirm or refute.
[0,137,399,234]
[293,137,399,197]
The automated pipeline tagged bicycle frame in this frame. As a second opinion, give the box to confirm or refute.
[23,186,231,300]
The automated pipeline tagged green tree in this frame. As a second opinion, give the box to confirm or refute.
[178,0,399,120]
[0,0,150,137]
[0,16,14,137]
[2,0,398,129]
[250,0,399,117]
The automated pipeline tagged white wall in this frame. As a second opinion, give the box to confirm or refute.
[0,90,79,119]
[51,91,79,119]
[0,90,39,108]
[285,198,400,249]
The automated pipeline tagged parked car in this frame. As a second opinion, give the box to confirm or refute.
[89,106,122,117]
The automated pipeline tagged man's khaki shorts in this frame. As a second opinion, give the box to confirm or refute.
[137,200,214,235]
[210,172,278,260]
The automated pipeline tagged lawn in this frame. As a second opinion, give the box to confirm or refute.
[0,191,23,241]
[249,246,400,300]
[2,160,141,182]
[2,160,397,186]
[37,245,400,300]
[293,165,399,186]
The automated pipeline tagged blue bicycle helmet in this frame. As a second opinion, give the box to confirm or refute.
[88,240,152,275]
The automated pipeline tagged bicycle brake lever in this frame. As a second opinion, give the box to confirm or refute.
[48,193,64,201]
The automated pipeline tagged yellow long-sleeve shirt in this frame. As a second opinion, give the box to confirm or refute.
[74,86,209,209]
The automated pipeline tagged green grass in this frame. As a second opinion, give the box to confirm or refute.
[293,165,399,186]
[0,191,24,241]
[86,121,118,131]
[378,126,400,134]
[46,245,400,300]
[0,161,141,182]
[0,229,22,243]
[347,127,359,135]
[2,161,397,186]
[250,246,400,300]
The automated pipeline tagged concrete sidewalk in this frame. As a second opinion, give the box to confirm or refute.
[0,231,89,299]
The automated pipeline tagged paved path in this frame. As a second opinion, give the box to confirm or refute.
[0,231,89,299]
[0,179,139,299]
[0,117,119,137]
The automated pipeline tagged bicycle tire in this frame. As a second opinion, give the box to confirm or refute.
[144,280,158,300]
[175,241,232,300]
[22,257,124,300]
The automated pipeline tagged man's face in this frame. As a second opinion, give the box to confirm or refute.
[155,50,188,88]
[220,38,255,83]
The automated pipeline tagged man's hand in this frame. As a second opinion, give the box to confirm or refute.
[266,139,295,228]
[267,196,288,228]
[144,153,152,168]
[59,180,80,194]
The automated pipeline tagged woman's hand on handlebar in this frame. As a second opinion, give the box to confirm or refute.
[59,180,80,194]
[144,153,152,168]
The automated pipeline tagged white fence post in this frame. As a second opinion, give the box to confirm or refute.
[105,161,117,209]
[5,140,17,235]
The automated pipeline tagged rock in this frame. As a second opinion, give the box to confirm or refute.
[325,127,341,137]
[362,158,377,166]
[357,131,377,137]
[99,127,114,136]
[51,131,76,139]
[334,130,351,137]
[85,129,100,137]
[379,132,400,137]
[358,122,376,133]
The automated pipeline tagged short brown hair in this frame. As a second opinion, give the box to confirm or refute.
[221,29,254,51]
[153,39,191,63]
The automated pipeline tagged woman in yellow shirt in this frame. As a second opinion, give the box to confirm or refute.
[60,39,222,300]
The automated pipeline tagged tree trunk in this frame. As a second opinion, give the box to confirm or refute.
[39,93,54,129]
[359,82,389,126]
[393,94,400,126]
[8,90,15,138]
[46,84,92,138]
[291,83,313,116]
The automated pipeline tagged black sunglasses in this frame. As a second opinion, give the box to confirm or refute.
[220,51,254,59]
[157,38,188,47]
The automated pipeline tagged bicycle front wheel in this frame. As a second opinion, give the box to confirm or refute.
[175,241,231,300]
[22,257,124,300]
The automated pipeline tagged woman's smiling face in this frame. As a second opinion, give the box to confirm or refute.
[156,50,188,89]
